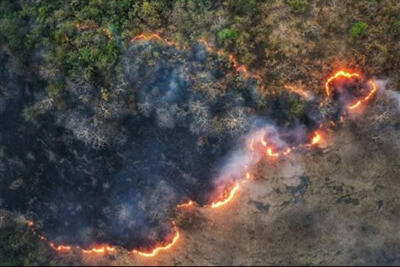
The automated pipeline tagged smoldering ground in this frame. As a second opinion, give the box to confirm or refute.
[0,40,366,251]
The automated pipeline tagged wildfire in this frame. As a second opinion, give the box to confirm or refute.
[245,172,253,181]
[197,38,264,90]
[347,80,378,110]
[210,184,240,209]
[131,228,180,257]
[236,65,248,74]
[198,38,213,52]
[261,137,268,147]
[75,23,91,30]
[131,33,162,43]
[82,245,116,254]
[177,200,195,209]
[49,243,72,253]
[101,28,113,40]
[283,147,292,156]
[25,33,380,259]
[266,147,280,158]
[310,131,321,146]
[284,85,312,100]
[325,70,361,98]
[130,33,180,47]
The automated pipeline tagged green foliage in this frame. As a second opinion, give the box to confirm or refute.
[37,6,48,22]
[288,0,309,14]
[349,22,368,38]
[46,83,62,97]
[218,28,238,42]
[228,0,258,15]
[101,88,110,101]
[288,98,305,117]
[0,226,65,266]
[391,20,400,35]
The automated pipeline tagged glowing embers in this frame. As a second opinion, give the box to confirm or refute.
[49,243,72,253]
[131,222,180,257]
[310,131,322,146]
[323,70,378,112]
[82,245,116,255]
[131,35,264,92]
[325,70,361,98]
[177,200,195,209]
[245,171,253,181]
[248,131,293,160]
[24,31,380,258]
[266,147,280,158]
[197,38,264,90]
[284,85,313,100]
[347,80,378,111]
[130,33,181,48]
[209,183,241,209]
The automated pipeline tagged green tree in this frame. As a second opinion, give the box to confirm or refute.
[288,0,309,14]
[218,28,238,42]
[349,22,368,38]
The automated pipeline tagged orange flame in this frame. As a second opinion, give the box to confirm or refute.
[198,38,213,52]
[347,80,378,110]
[261,137,268,147]
[131,33,163,43]
[283,147,292,156]
[284,85,312,100]
[245,172,253,181]
[132,228,180,257]
[82,245,116,254]
[177,200,195,209]
[197,38,264,90]
[130,33,180,47]
[75,23,92,30]
[325,70,360,98]
[210,184,240,209]
[49,243,72,253]
[310,131,321,146]
[266,147,280,158]
[26,34,380,259]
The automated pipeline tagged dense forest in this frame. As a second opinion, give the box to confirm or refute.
[0,0,399,265]
[1,0,399,103]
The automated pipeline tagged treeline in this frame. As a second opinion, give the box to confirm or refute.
[0,0,399,115]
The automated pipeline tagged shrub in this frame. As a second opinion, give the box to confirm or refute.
[349,22,368,38]
[288,0,309,14]
[218,28,238,42]
[391,20,400,36]
[101,88,110,101]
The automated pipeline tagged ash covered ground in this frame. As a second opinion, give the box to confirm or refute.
[0,40,330,252]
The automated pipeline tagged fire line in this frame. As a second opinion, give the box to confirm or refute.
[25,34,379,259]
[324,70,360,98]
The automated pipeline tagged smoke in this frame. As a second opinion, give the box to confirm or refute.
[377,80,400,111]
[0,39,372,252]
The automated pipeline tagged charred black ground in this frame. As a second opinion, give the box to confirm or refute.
[0,41,354,250]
